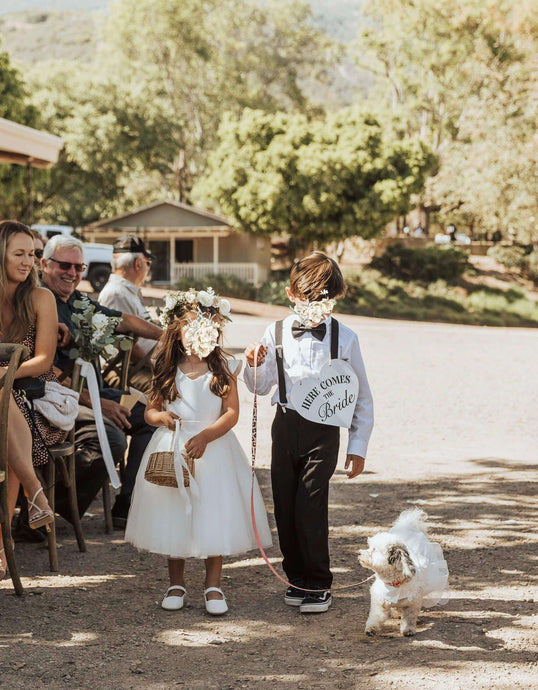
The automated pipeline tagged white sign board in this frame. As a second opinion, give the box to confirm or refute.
[289,359,358,428]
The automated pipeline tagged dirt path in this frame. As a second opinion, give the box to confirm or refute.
[1,309,537,689]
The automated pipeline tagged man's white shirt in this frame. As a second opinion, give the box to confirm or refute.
[98,274,155,355]
[243,314,374,458]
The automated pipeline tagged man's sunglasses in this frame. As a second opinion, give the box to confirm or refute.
[48,257,87,272]
[34,249,43,259]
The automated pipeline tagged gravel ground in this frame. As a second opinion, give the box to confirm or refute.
[1,303,537,689]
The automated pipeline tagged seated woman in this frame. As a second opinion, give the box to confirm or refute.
[0,220,65,578]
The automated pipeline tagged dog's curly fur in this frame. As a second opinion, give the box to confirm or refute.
[358,509,437,637]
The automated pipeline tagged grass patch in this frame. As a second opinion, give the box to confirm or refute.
[338,269,538,327]
[174,268,538,328]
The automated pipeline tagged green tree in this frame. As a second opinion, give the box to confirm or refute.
[28,61,176,226]
[196,107,435,245]
[0,46,40,220]
[357,0,538,240]
[99,0,335,202]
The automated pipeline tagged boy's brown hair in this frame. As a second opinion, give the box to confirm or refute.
[289,251,346,301]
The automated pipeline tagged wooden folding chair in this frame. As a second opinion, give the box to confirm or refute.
[44,361,86,571]
[0,343,29,595]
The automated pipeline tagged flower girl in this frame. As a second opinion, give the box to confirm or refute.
[125,289,271,614]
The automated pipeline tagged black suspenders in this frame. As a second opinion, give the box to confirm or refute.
[275,318,339,406]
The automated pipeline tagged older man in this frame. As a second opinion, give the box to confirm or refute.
[41,235,163,528]
[98,234,157,392]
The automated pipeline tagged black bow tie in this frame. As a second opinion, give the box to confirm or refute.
[291,320,327,341]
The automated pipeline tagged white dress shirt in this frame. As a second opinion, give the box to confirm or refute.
[98,274,155,355]
[244,314,374,458]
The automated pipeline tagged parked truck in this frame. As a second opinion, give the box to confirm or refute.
[32,224,112,291]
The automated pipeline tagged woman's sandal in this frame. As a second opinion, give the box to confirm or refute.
[27,487,54,530]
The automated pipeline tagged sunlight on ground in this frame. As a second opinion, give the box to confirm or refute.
[15,574,135,588]
[0,631,98,648]
[223,556,279,569]
[157,620,295,648]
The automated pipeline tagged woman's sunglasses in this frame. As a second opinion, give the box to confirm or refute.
[48,257,87,272]
[34,248,43,259]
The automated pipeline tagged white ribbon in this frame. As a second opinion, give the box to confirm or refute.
[172,419,199,514]
[76,358,121,489]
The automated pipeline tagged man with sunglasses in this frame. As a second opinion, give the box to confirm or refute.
[98,234,157,393]
[41,234,163,529]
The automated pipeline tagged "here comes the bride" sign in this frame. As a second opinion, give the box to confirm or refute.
[289,360,359,428]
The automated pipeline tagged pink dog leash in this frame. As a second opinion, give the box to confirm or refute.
[249,344,374,593]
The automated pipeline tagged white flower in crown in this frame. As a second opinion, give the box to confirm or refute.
[160,287,233,326]
[197,290,214,307]
[219,299,231,316]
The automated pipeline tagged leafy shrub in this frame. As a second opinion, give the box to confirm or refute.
[256,280,289,306]
[527,252,538,283]
[174,273,257,301]
[487,244,528,269]
[370,243,469,283]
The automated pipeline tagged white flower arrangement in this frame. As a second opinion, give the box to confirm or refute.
[159,287,232,327]
[69,294,129,361]
[292,291,336,328]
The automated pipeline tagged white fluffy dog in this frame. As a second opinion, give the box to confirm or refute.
[358,509,449,637]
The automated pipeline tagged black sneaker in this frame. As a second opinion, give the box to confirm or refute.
[299,589,332,614]
[284,582,305,607]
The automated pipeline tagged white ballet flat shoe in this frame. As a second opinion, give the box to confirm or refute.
[204,587,228,616]
[161,585,186,611]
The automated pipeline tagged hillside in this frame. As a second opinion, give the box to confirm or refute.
[0,1,363,65]
[0,10,98,63]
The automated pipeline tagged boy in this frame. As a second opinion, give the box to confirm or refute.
[244,252,374,613]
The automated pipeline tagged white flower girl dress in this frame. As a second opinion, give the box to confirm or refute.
[125,361,272,558]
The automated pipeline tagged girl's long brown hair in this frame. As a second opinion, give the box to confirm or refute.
[0,220,38,342]
[149,301,233,408]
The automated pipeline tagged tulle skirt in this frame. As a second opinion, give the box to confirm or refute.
[125,422,272,559]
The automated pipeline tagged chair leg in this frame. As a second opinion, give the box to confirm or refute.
[1,519,23,595]
[45,461,58,573]
[66,454,86,553]
[102,481,113,534]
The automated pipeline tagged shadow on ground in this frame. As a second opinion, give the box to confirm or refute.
[1,458,536,689]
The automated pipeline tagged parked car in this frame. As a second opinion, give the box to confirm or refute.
[434,232,471,246]
[32,224,112,291]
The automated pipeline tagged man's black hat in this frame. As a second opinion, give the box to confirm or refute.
[113,234,155,260]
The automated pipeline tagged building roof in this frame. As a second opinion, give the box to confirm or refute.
[87,199,233,230]
[0,117,64,169]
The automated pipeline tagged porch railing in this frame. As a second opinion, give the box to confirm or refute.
[172,262,259,285]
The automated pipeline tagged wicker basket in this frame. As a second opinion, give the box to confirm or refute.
[144,450,195,488]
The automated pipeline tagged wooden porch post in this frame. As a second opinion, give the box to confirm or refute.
[26,161,33,225]
[170,235,174,285]
[213,235,219,275]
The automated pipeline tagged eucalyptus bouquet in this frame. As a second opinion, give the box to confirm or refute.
[68,294,128,361]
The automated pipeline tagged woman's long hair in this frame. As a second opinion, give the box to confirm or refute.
[149,301,233,408]
[0,220,38,342]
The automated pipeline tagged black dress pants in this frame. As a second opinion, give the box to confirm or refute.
[271,406,339,589]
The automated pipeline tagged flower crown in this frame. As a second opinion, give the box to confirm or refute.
[159,287,231,327]
[292,290,336,328]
